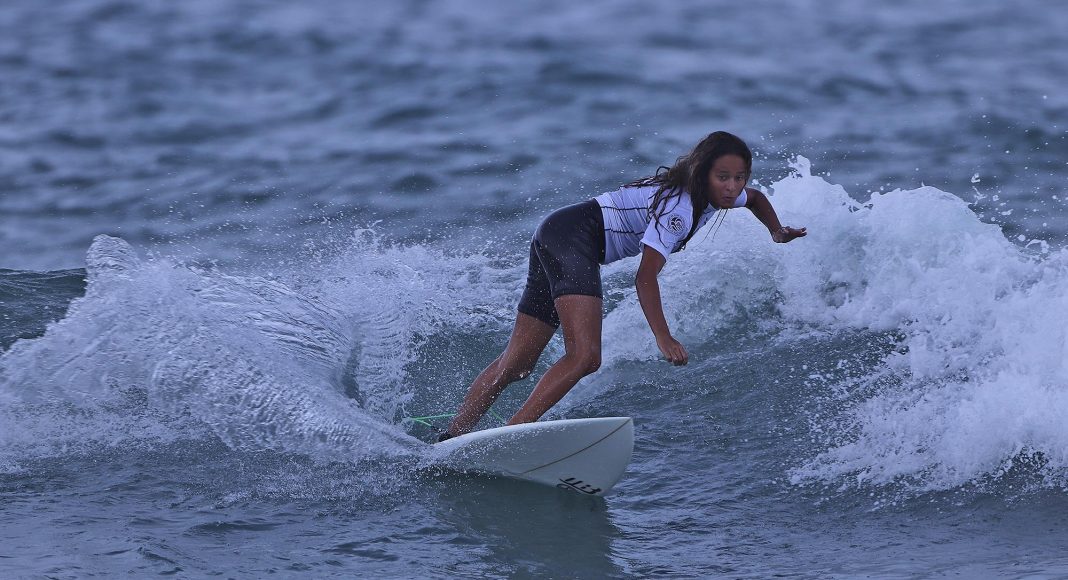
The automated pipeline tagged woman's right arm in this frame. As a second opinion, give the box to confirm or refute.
[635,246,689,365]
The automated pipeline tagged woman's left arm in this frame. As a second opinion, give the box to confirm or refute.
[744,188,807,243]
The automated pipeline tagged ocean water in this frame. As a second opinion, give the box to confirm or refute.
[2,0,1068,577]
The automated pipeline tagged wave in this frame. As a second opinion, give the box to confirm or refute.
[764,159,1068,491]
[3,159,1066,496]
[0,234,440,466]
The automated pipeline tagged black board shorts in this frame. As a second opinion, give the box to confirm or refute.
[517,199,606,328]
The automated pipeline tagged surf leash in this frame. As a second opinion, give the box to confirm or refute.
[406,408,507,427]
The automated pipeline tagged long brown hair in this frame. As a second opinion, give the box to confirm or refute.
[626,131,753,249]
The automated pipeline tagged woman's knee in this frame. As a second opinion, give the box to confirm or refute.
[568,350,601,376]
[585,352,602,375]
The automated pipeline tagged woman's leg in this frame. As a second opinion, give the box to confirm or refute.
[508,294,603,425]
[445,312,556,436]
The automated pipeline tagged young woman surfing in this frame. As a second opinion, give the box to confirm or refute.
[440,131,806,441]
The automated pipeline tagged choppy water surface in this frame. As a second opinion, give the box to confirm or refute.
[2,0,1068,577]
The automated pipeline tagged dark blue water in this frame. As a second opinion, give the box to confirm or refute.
[3,0,1068,577]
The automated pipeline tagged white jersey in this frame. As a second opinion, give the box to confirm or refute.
[595,185,748,264]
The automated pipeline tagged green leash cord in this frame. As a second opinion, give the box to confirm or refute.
[406,408,507,427]
[406,413,455,428]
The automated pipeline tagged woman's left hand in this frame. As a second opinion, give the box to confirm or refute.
[772,226,807,243]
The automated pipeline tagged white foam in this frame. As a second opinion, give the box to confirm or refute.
[0,235,423,464]
[764,159,1068,490]
[311,228,526,420]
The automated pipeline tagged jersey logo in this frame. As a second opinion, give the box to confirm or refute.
[668,214,685,234]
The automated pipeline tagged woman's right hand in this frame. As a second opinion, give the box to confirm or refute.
[656,335,689,366]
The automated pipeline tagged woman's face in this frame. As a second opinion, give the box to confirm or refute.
[706,154,749,208]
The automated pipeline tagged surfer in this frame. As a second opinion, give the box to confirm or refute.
[440,131,806,441]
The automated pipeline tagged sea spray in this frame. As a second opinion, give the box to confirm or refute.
[0,235,420,464]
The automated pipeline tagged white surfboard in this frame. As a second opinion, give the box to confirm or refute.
[431,417,633,496]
